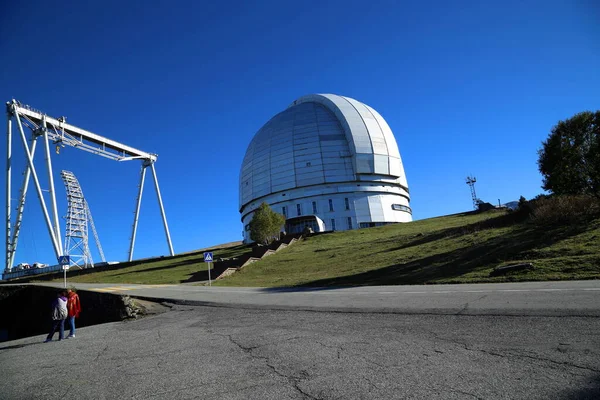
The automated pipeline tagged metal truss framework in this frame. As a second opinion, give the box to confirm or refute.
[466,176,478,210]
[61,170,106,268]
[5,100,175,270]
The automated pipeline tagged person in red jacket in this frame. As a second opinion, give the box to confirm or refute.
[66,288,81,339]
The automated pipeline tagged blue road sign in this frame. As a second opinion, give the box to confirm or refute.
[203,252,213,263]
[58,256,70,266]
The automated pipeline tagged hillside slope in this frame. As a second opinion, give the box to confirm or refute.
[37,244,252,285]
[34,203,600,287]
[216,208,600,287]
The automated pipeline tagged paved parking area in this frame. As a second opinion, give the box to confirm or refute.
[1,303,599,399]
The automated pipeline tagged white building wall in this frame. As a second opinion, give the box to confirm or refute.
[240,94,412,243]
[240,183,411,242]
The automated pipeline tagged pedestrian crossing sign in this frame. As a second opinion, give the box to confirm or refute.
[58,255,70,266]
[203,252,213,262]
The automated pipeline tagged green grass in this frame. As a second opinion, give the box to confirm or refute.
[42,244,251,285]
[40,208,600,287]
[215,209,600,287]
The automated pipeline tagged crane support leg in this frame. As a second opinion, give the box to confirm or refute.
[128,165,147,261]
[14,111,61,258]
[150,163,174,257]
[43,117,63,255]
[9,135,38,269]
[5,115,11,270]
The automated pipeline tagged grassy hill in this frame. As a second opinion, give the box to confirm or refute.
[37,244,251,285]
[37,197,600,287]
[216,206,600,287]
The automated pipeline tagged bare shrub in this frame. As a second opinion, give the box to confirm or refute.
[530,195,600,225]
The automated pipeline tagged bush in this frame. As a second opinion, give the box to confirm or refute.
[517,196,533,216]
[530,195,600,224]
[249,202,286,245]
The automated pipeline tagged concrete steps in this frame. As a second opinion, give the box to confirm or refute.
[212,234,302,280]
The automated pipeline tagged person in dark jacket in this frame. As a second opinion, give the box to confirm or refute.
[44,291,68,342]
[66,288,81,338]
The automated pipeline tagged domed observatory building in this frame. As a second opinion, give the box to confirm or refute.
[239,94,411,243]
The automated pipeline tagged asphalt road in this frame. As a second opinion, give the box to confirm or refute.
[36,280,600,316]
[0,281,599,399]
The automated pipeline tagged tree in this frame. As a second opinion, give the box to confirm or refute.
[538,111,600,197]
[249,202,286,245]
[518,196,528,208]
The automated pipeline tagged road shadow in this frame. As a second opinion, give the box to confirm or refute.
[0,342,40,351]
[561,373,600,399]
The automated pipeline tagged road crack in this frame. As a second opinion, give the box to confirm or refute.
[61,383,73,398]
[445,387,483,399]
[483,350,600,374]
[94,344,109,362]
[222,334,320,399]
[456,295,487,315]
[423,329,600,374]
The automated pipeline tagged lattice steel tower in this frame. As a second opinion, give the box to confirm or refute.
[466,176,478,210]
[61,171,105,268]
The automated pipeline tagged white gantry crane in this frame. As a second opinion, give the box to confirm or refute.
[4,100,175,271]
[61,170,105,268]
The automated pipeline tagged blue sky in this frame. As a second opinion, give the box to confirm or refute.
[1,0,598,268]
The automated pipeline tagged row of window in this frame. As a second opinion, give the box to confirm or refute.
[281,200,410,218]
[282,216,352,233]
[245,217,397,238]
[282,198,351,217]
[329,217,352,230]
[359,222,392,228]
[247,217,392,236]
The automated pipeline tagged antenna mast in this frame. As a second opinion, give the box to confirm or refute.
[466,176,478,210]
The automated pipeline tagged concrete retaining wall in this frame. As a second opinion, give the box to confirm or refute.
[0,286,138,342]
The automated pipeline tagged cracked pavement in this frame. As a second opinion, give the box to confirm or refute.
[1,303,599,399]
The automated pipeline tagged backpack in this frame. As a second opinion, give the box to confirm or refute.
[53,298,68,320]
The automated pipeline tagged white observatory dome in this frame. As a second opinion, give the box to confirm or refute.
[239,94,411,242]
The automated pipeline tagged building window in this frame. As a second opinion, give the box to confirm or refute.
[297,204,302,216]
[312,201,317,214]
[282,206,287,218]
[345,198,350,210]
[285,216,320,234]
[391,204,412,214]
[329,199,334,212]
[331,219,336,231]
[347,217,352,229]
[360,222,391,228]
[245,224,250,231]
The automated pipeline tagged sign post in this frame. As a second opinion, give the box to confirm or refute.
[58,256,70,288]
[203,252,213,286]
